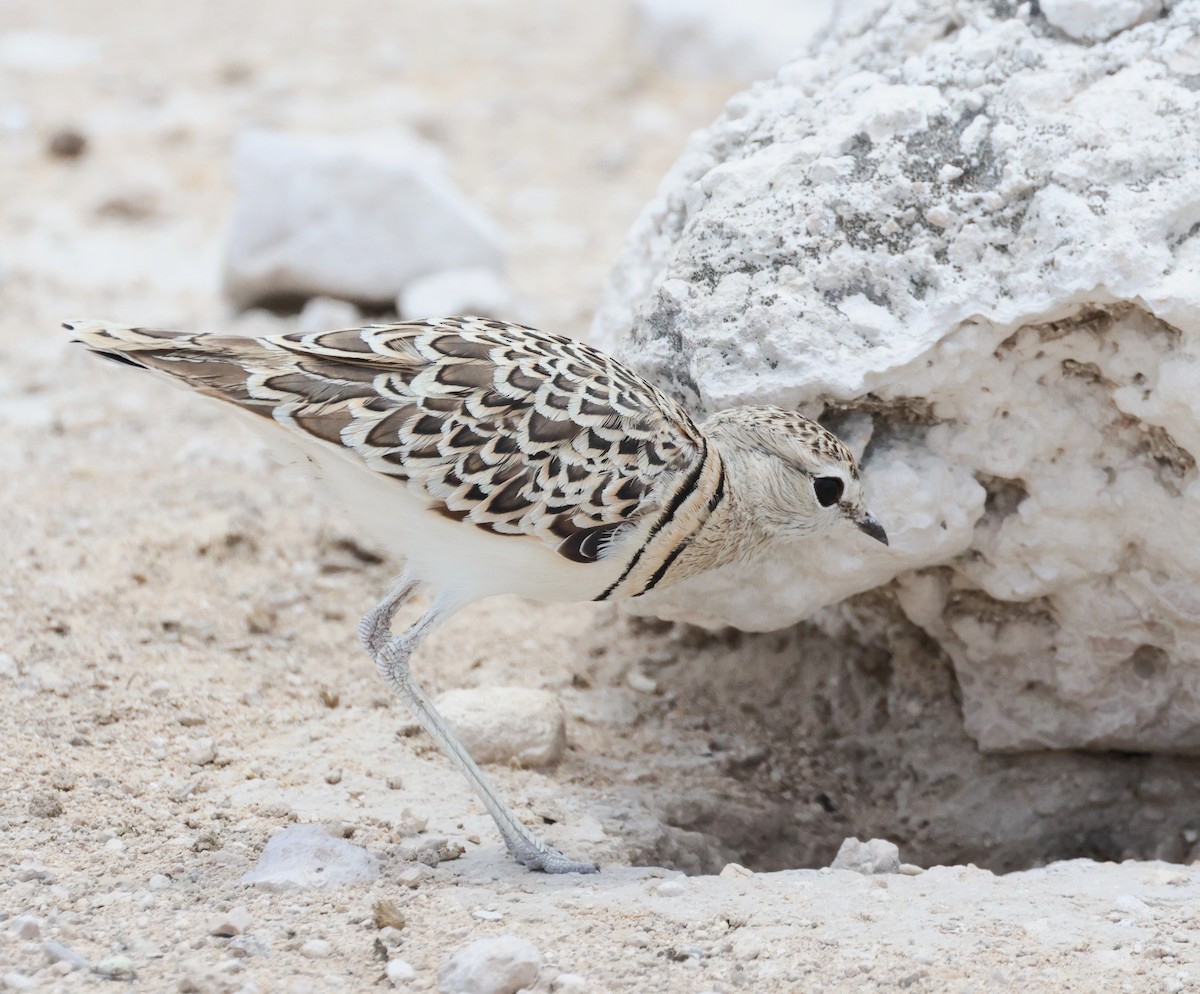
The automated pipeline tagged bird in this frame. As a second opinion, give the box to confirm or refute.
[67,315,888,874]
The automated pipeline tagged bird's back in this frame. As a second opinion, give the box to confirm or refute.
[69,317,717,604]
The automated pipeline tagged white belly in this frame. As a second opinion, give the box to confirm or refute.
[243,416,626,609]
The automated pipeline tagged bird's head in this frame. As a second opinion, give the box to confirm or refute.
[704,406,888,547]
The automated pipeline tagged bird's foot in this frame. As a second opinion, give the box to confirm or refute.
[509,837,599,874]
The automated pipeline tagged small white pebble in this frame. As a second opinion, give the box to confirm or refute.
[1,973,35,992]
[1113,895,1154,918]
[830,837,901,875]
[187,738,216,767]
[209,907,252,937]
[148,874,171,891]
[719,863,753,879]
[395,866,426,889]
[300,939,331,959]
[552,973,587,992]
[43,940,90,971]
[104,837,126,853]
[15,862,48,882]
[437,935,540,994]
[386,775,404,790]
[11,916,42,940]
[95,954,136,979]
[378,927,404,949]
[385,958,415,983]
[925,204,954,228]
[324,768,342,785]
[625,668,657,694]
[472,907,503,922]
[654,879,686,897]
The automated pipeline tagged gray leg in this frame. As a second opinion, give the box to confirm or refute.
[360,581,598,874]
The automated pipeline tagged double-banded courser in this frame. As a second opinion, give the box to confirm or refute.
[70,316,887,873]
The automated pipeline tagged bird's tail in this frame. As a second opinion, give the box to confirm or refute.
[66,319,275,414]
[66,319,185,370]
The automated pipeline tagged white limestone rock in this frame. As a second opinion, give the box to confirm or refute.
[224,129,504,307]
[593,0,1200,753]
[435,687,566,767]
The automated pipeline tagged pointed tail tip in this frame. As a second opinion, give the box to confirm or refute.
[64,318,99,341]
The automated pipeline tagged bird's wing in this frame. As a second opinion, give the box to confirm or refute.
[68,316,705,562]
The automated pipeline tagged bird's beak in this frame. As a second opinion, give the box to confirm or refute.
[854,511,889,546]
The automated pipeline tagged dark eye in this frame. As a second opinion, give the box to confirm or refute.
[813,476,844,507]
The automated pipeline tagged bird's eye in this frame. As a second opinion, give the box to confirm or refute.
[813,476,844,507]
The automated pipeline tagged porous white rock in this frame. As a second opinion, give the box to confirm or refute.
[398,267,516,321]
[435,687,566,767]
[240,824,379,890]
[436,935,541,994]
[224,130,504,307]
[594,0,1200,753]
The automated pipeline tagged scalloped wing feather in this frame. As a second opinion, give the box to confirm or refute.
[69,317,704,559]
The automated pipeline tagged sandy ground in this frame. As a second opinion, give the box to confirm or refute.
[3,1,1200,991]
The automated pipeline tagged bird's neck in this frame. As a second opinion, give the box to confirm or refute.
[655,443,770,586]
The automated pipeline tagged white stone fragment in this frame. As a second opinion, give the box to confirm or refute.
[42,941,90,971]
[299,939,332,959]
[10,916,42,940]
[1113,894,1156,918]
[224,130,504,307]
[94,955,135,979]
[594,0,1200,754]
[437,935,541,994]
[240,824,380,890]
[1,973,34,992]
[208,906,252,937]
[386,958,416,984]
[830,838,902,875]
[186,737,216,767]
[398,267,516,321]
[719,862,754,879]
[435,687,566,767]
[1040,0,1162,41]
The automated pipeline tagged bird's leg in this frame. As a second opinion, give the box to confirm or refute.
[359,582,598,874]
